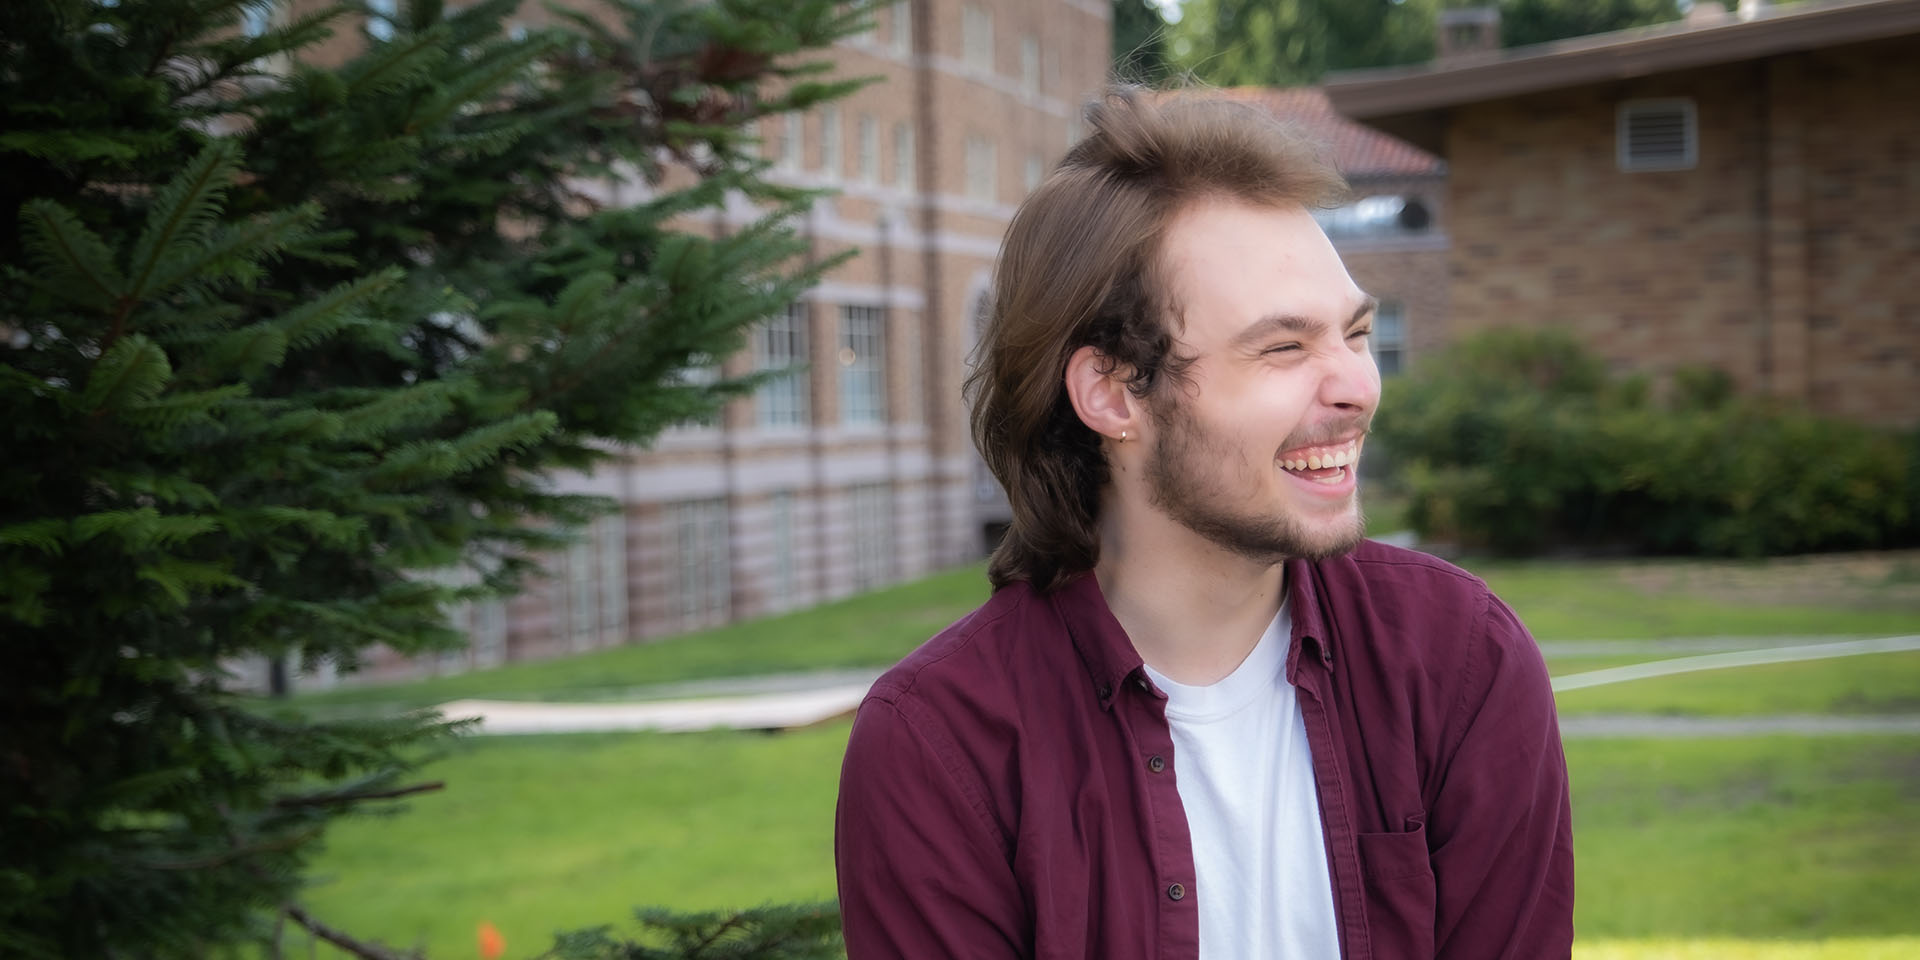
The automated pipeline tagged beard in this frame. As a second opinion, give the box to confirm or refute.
[1143,391,1367,564]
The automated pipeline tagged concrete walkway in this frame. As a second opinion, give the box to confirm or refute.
[433,634,1920,736]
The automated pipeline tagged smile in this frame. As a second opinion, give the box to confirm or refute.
[1278,438,1361,475]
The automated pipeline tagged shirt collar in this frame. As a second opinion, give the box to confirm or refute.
[1051,559,1335,711]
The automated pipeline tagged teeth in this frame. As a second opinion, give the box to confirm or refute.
[1280,440,1361,473]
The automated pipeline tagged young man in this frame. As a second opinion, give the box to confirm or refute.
[835,88,1573,960]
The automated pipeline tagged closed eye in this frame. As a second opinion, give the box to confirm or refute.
[1348,326,1373,340]
[1261,342,1303,355]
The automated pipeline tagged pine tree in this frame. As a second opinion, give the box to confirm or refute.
[0,0,871,955]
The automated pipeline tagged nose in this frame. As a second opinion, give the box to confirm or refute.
[1319,341,1381,417]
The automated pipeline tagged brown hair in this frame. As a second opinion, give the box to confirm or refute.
[966,86,1348,593]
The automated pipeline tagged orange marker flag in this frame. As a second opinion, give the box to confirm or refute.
[478,921,506,960]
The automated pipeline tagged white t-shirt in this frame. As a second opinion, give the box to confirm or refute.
[1141,604,1342,960]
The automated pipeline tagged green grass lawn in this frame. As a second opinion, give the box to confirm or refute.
[1553,650,1920,716]
[292,728,1920,959]
[1472,559,1920,641]
[280,554,1920,959]
[291,552,1920,716]
[293,565,991,713]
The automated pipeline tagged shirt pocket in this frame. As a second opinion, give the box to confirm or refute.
[1356,816,1436,959]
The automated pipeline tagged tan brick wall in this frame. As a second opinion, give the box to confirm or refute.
[1443,37,1920,426]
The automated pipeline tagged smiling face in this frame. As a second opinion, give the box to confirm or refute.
[1138,195,1382,562]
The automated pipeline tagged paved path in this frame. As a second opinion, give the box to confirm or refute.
[1557,713,1920,738]
[1550,634,1919,692]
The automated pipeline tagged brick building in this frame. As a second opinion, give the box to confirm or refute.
[1325,0,1920,427]
[266,0,1113,687]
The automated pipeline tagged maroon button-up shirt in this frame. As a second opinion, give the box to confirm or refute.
[835,540,1574,959]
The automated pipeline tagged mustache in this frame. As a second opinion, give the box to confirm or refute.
[1279,418,1371,451]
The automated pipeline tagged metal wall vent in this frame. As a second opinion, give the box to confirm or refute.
[1617,99,1698,172]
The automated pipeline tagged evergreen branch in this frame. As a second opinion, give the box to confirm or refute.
[272,779,443,809]
[283,903,423,960]
[18,199,126,311]
[127,141,241,304]
[81,335,172,415]
[143,203,323,302]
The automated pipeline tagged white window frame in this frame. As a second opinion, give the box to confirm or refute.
[820,106,842,181]
[1373,301,1407,376]
[850,483,894,591]
[892,121,915,189]
[890,0,913,58]
[965,135,997,203]
[962,4,993,73]
[856,114,879,185]
[672,498,731,629]
[1617,98,1698,172]
[596,513,626,642]
[755,302,811,428]
[1019,35,1040,96]
[565,538,595,651]
[770,490,797,611]
[839,305,887,425]
[776,112,803,171]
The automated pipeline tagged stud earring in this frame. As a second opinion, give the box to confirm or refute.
[1119,430,1128,443]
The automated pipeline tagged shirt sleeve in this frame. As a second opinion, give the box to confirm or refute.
[1428,592,1576,960]
[835,697,1030,959]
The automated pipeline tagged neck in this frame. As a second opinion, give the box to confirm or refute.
[1094,492,1288,686]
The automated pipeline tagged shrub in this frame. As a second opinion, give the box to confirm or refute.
[1372,329,1917,556]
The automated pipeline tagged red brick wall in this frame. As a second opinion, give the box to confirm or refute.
[1442,36,1920,426]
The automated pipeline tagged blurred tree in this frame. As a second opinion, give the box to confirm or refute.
[1500,0,1682,48]
[1113,0,1174,82]
[0,0,868,956]
[1170,0,1438,86]
[1170,0,1682,86]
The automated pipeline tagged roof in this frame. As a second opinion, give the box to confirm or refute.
[1324,0,1920,150]
[1216,86,1444,179]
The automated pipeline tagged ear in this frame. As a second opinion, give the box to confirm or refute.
[1064,345,1140,443]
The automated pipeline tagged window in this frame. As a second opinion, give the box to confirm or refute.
[890,0,912,57]
[1617,99,1697,172]
[850,483,894,591]
[1373,301,1407,376]
[671,499,731,628]
[775,112,803,171]
[892,121,915,189]
[365,0,395,40]
[565,538,598,651]
[1020,35,1040,96]
[839,305,886,425]
[756,302,810,427]
[820,106,842,180]
[470,597,507,667]
[596,513,626,642]
[965,135,997,203]
[1024,154,1044,193]
[857,114,879,184]
[770,490,797,611]
[1312,194,1430,239]
[962,4,993,72]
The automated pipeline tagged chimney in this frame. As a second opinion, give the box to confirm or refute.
[1437,6,1502,60]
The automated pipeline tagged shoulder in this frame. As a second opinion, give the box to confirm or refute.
[859,579,1072,733]
[1310,539,1538,674]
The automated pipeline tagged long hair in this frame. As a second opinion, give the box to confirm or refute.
[966,86,1349,593]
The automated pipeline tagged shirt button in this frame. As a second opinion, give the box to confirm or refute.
[1147,755,1166,773]
[1167,882,1186,901]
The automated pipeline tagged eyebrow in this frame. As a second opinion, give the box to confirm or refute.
[1230,296,1380,350]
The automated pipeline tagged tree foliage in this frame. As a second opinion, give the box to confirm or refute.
[0,0,870,955]
[1170,0,1682,87]
[1112,0,1175,83]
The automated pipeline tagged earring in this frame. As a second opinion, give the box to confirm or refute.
[1119,430,1128,443]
